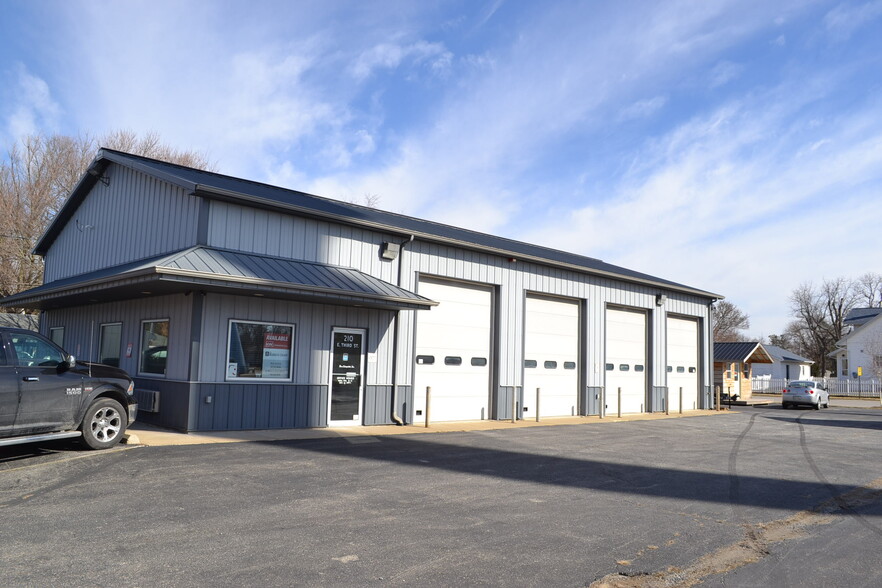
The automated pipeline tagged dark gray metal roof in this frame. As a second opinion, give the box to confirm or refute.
[762,344,813,364]
[34,149,722,300]
[844,307,882,325]
[1,246,436,311]
[713,341,773,363]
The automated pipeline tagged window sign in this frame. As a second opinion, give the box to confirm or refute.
[227,320,294,381]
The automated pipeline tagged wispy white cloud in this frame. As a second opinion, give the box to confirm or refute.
[521,73,882,335]
[2,64,61,142]
[824,0,882,40]
[619,96,668,121]
[350,40,453,81]
[709,61,744,88]
[3,0,879,338]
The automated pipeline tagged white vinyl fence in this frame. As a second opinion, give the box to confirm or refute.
[752,375,881,398]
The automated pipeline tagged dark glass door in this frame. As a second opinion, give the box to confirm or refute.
[328,329,365,426]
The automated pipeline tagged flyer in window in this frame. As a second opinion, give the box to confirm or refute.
[262,332,291,378]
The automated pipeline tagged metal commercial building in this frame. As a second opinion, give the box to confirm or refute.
[2,149,721,431]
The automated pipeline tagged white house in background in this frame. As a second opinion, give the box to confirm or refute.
[830,308,882,379]
[751,344,813,380]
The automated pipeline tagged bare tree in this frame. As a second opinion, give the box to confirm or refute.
[713,300,750,341]
[766,333,793,349]
[347,192,381,208]
[788,279,859,376]
[1,132,213,305]
[854,272,882,308]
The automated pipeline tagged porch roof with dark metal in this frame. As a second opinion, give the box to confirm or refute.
[0,246,437,312]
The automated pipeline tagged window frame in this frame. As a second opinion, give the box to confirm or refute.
[49,326,65,348]
[225,319,295,382]
[98,322,123,367]
[139,318,170,377]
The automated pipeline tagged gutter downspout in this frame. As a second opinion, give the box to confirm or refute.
[391,235,416,425]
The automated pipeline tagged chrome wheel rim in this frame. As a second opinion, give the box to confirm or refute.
[90,406,121,442]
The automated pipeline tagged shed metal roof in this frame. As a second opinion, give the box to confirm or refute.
[1,246,436,311]
[762,344,813,364]
[34,149,722,300]
[713,341,773,363]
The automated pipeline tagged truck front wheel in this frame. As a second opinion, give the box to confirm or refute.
[80,398,126,449]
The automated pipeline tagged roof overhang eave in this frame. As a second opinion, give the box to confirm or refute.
[1,267,436,312]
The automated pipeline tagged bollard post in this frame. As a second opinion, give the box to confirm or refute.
[512,389,517,424]
[665,386,670,416]
[617,387,622,418]
[715,385,721,411]
[599,386,605,419]
[536,387,540,422]
[424,386,431,428]
[679,386,683,414]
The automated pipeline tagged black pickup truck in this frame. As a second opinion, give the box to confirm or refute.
[0,327,137,449]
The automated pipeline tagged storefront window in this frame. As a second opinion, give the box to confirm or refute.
[226,320,295,381]
[140,319,169,375]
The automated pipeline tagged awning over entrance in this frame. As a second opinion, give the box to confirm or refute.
[1,246,438,311]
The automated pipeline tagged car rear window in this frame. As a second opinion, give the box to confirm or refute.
[790,382,812,389]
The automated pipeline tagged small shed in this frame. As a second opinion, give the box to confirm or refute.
[750,344,813,380]
[713,342,773,401]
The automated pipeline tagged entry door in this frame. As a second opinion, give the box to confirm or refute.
[327,328,366,427]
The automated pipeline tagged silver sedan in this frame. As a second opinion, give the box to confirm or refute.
[782,380,830,409]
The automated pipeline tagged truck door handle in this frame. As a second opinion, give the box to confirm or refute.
[22,376,40,382]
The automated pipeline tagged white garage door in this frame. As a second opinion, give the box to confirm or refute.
[523,296,579,418]
[666,316,699,412]
[605,308,647,414]
[413,279,492,423]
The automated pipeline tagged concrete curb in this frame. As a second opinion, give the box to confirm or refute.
[127,409,729,447]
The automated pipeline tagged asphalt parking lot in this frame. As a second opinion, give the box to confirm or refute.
[2,403,881,587]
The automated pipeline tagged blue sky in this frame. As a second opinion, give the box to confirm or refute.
[2,0,882,337]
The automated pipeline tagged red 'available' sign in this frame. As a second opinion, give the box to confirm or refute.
[264,333,291,350]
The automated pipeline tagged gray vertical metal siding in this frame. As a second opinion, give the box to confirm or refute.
[401,241,713,417]
[197,293,396,423]
[43,164,200,282]
[194,383,325,430]
[40,293,194,380]
[206,200,714,411]
[206,201,397,284]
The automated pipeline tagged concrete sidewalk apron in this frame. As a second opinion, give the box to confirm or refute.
[125,409,726,447]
